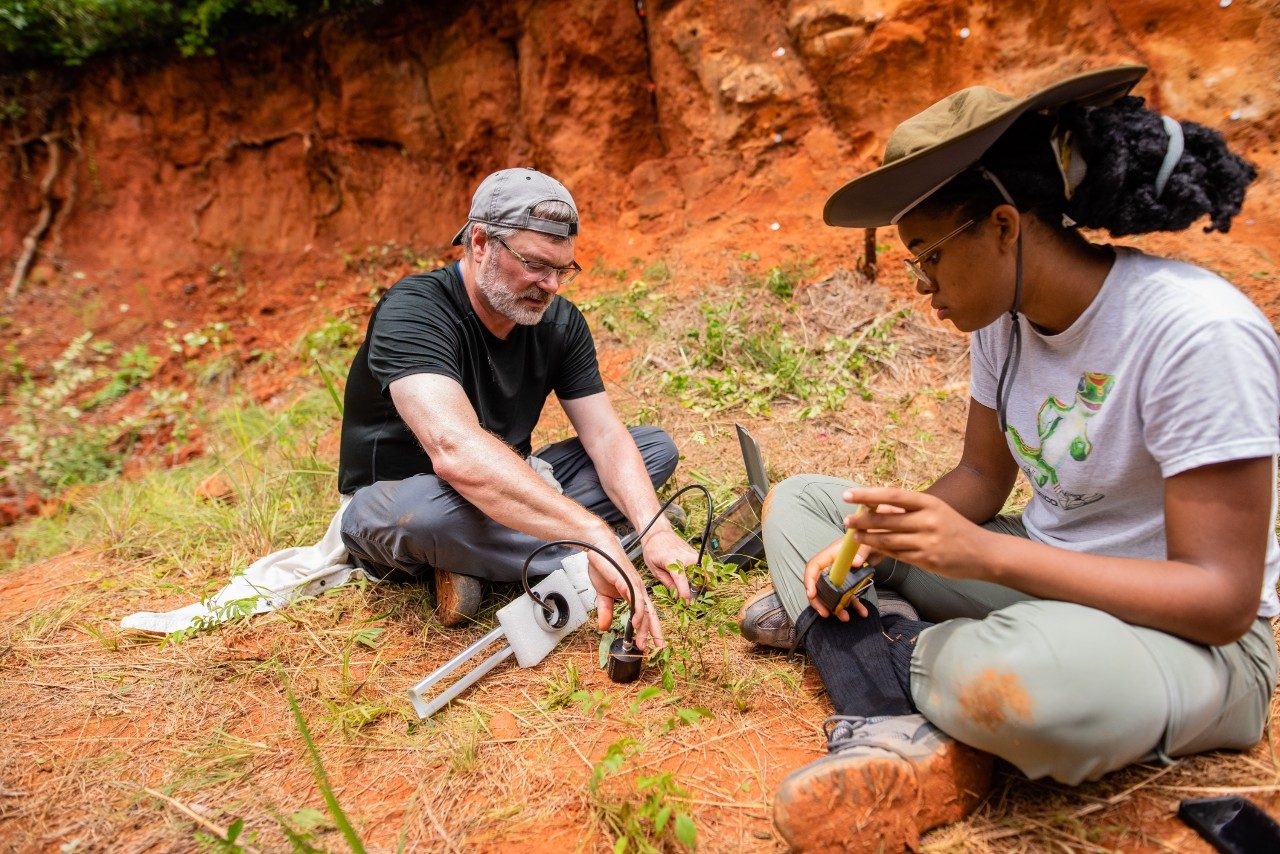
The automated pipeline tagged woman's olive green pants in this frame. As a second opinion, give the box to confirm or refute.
[762,474,1278,785]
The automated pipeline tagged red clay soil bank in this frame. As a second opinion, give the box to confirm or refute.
[1,0,1278,374]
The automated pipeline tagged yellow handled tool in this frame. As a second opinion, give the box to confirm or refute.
[815,527,874,615]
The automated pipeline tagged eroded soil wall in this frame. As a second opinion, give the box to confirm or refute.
[3,0,1276,291]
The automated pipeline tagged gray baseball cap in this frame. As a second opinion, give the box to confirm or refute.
[451,167,580,246]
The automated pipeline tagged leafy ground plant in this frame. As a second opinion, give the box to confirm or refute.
[649,555,750,691]
[1,332,189,497]
[656,291,903,418]
[589,738,698,853]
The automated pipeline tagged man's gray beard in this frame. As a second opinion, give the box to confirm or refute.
[477,257,551,325]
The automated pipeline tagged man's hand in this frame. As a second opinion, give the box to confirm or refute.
[641,528,696,602]
[585,527,666,651]
[844,487,993,579]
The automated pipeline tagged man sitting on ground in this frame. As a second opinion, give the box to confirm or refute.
[337,168,695,648]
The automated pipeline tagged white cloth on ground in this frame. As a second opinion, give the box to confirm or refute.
[120,497,359,635]
[119,455,563,635]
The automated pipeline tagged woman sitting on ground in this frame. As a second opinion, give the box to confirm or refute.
[739,64,1279,852]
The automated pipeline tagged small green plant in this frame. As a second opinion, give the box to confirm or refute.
[571,688,612,720]
[579,279,666,342]
[870,433,900,482]
[743,258,811,300]
[589,738,698,853]
[323,699,395,738]
[170,321,233,353]
[2,332,133,494]
[194,817,249,852]
[297,315,359,363]
[661,704,713,734]
[648,555,747,690]
[542,660,583,710]
[85,344,160,409]
[448,715,484,775]
[765,266,795,299]
[162,595,262,646]
[272,807,330,853]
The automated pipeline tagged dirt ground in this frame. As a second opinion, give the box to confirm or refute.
[4,1,1280,851]
[2,247,1280,853]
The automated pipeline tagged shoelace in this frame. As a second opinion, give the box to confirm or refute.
[821,714,930,814]
[822,715,889,751]
[822,714,939,767]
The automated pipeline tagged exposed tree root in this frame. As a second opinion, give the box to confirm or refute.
[7,133,64,301]
[49,116,82,259]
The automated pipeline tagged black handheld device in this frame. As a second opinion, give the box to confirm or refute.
[815,564,875,615]
[1178,796,1280,853]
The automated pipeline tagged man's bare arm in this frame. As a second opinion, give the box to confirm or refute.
[561,392,697,600]
[389,373,666,646]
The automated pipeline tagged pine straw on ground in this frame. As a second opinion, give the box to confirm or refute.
[2,265,1278,852]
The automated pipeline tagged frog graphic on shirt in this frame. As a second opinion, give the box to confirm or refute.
[1007,372,1114,510]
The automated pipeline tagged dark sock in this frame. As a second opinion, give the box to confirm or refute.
[798,604,933,718]
[881,613,932,703]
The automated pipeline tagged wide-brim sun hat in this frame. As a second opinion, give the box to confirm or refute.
[824,64,1148,229]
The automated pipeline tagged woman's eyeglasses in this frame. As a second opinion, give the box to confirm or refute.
[904,219,974,287]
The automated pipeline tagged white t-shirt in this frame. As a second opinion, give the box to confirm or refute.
[971,248,1280,618]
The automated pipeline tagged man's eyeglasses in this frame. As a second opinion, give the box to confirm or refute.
[493,235,581,285]
[904,219,974,287]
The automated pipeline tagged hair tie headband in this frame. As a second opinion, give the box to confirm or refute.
[1050,126,1088,200]
[1154,115,1184,198]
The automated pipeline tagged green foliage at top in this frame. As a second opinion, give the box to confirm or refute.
[0,0,381,70]
[589,737,698,853]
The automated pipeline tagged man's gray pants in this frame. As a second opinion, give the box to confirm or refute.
[340,426,678,583]
[763,474,1279,785]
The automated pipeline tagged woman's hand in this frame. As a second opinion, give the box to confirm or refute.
[803,535,870,621]
[803,501,904,620]
[843,487,993,579]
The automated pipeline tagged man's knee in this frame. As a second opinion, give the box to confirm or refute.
[913,601,1168,783]
[340,479,454,569]
[630,426,679,485]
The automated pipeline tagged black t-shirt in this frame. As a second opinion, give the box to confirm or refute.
[337,263,605,494]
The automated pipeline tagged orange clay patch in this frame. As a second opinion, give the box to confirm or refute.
[958,669,1033,730]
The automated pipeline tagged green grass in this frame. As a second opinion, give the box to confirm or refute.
[656,292,904,418]
[2,386,340,576]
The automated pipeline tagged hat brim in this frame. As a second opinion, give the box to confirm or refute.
[823,64,1148,229]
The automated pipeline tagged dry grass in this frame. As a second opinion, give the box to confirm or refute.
[1,261,1277,852]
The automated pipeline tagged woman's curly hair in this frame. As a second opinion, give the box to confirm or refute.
[919,95,1256,236]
